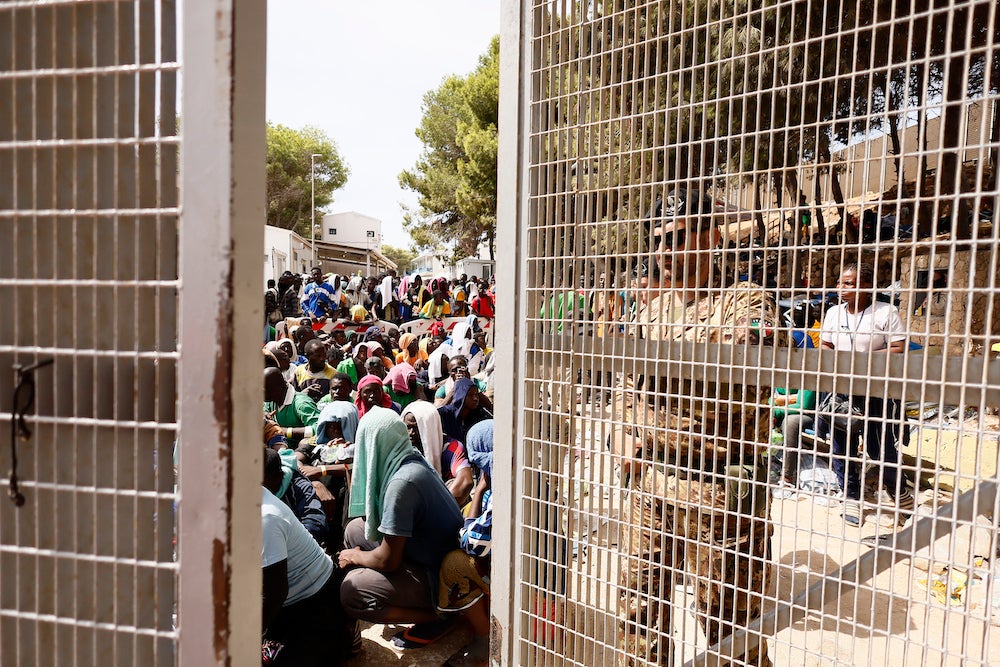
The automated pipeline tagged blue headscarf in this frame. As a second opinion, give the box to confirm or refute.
[315,401,359,445]
[465,419,493,478]
[437,378,490,444]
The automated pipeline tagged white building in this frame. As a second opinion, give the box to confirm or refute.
[411,250,495,281]
[319,211,381,249]
[264,219,396,287]
[264,225,312,284]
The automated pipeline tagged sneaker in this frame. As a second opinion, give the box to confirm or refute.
[895,488,916,511]
[842,499,864,527]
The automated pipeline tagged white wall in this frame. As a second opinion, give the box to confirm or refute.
[264,225,312,285]
[320,211,382,248]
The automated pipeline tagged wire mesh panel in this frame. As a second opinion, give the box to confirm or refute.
[497,1,1000,665]
[0,1,178,665]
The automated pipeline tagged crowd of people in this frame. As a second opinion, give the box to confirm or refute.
[264,268,496,341]
[259,192,916,667]
[261,269,496,667]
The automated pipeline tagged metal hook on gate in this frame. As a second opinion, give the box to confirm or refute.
[8,358,54,507]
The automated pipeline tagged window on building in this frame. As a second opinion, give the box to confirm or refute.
[329,228,337,235]
[366,230,376,238]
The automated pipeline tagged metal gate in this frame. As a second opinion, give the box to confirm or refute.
[1,1,265,665]
[494,2,1000,666]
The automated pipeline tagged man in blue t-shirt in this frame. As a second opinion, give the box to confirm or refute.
[302,267,338,319]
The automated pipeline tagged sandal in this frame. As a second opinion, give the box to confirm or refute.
[390,617,455,649]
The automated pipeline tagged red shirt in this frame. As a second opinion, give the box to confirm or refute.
[470,293,495,318]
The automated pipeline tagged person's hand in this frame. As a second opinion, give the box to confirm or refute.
[338,547,362,569]
[298,464,323,480]
[305,382,323,400]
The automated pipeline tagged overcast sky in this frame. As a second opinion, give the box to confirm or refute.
[266,1,501,248]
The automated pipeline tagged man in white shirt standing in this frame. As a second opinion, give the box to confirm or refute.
[820,263,913,526]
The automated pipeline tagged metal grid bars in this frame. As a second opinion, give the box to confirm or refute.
[497,1,1000,666]
[0,2,179,665]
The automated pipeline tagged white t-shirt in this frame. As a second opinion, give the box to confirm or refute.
[819,301,906,352]
[261,487,332,605]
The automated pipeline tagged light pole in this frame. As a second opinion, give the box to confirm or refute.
[310,153,322,267]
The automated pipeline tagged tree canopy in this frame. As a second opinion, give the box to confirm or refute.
[266,123,349,237]
[381,244,417,273]
[400,36,499,262]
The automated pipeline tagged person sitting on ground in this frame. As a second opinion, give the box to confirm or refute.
[335,344,371,387]
[401,401,474,507]
[294,339,338,403]
[300,402,361,549]
[261,449,356,666]
[437,378,492,445]
[436,419,494,667]
[433,356,490,408]
[363,340,394,371]
[384,362,422,409]
[263,447,330,547]
[319,372,354,406]
[395,332,427,367]
[264,341,297,385]
[355,374,401,418]
[290,325,315,365]
[337,408,464,645]
[364,356,388,381]
[264,367,320,451]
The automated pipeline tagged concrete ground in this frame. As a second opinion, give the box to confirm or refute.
[344,621,473,667]
[347,410,1000,666]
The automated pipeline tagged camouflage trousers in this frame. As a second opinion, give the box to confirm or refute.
[619,465,772,667]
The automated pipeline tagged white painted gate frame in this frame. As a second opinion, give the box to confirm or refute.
[177,0,266,665]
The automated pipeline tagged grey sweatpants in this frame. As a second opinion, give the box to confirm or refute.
[339,517,435,622]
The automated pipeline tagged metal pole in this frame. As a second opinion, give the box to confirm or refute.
[310,152,321,267]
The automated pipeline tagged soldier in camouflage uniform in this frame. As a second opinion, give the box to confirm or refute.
[614,189,783,666]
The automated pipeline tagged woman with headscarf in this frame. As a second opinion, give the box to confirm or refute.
[436,419,493,667]
[355,374,399,418]
[395,332,427,367]
[401,401,473,506]
[437,378,492,445]
[384,362,421,409]
[338,408,463,637]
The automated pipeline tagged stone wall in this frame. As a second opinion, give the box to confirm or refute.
[898,245,1000,356]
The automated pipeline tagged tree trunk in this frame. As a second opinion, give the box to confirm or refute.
[831,168,853,243]
[886,79,904,185]
[754,175,768,243]
[939,12,973,239]
[910,63,934,238]
[988,97,1000,195]
[813,166,826,239]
